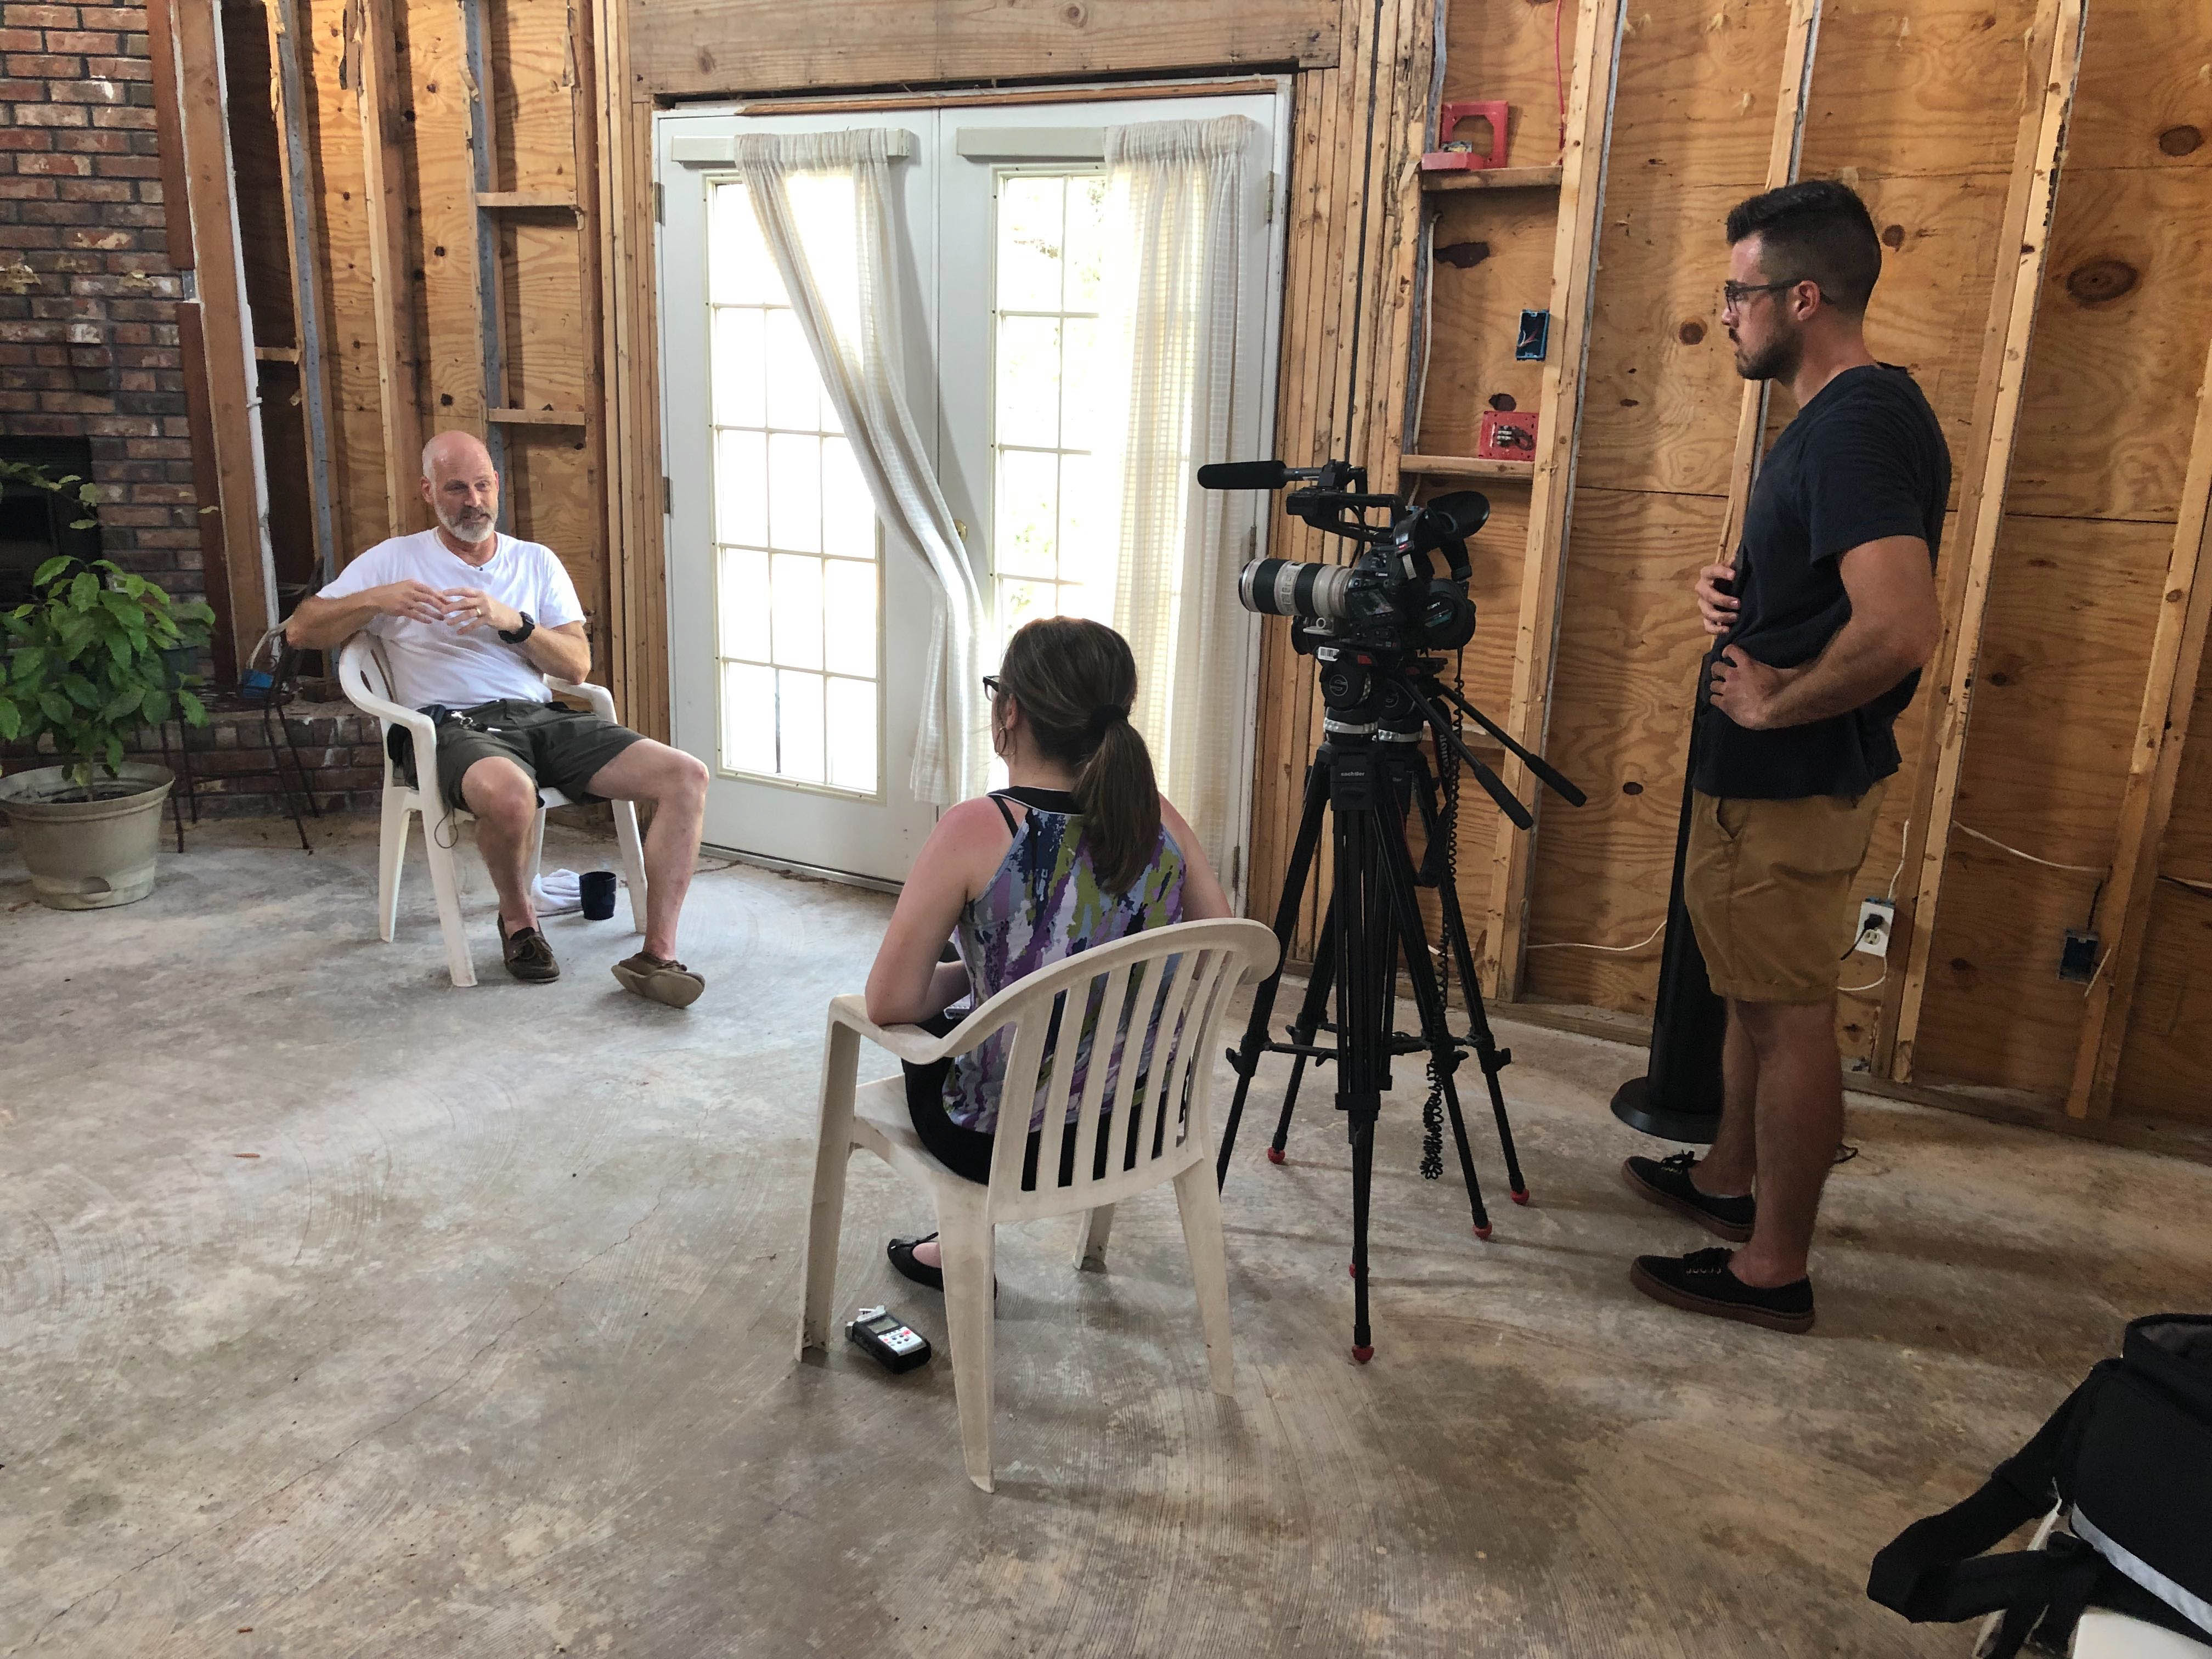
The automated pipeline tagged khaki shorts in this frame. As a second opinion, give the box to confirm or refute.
[1684,785,1886,1005]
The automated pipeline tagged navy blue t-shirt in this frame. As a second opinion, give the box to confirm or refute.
[1693,363,1951,800]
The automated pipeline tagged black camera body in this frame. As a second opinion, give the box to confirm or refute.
[1201,458,1488,658]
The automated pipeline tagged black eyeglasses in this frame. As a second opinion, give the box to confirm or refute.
[981,674,1001,699]
[1720,277,1824,313]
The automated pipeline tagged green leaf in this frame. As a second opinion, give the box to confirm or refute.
[12,645,44,684]
[176,687,206,726]
[55,474,78,486]
[140,686,167,723]
[61,673,99,708]
[0,701,18,742]
[67,572,97,612]
[99,685,142,721]
[39,689,72,724]
[103,733,123,771]
[69,518,97,531]
[77,483,100,506]
[32,556,71,587]
[105,631,132,674]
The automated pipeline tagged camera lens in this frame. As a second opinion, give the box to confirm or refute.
[1239,557,1358,622]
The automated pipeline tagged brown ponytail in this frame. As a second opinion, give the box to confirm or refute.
[994,617,1162,894]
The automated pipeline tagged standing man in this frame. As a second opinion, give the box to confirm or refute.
[287,431,712,1003]
[1623,180,1948,1333]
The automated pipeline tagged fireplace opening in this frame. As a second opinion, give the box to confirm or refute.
[0,437,101,610]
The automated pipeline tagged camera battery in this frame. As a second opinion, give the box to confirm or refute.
[847,1305,932,1374]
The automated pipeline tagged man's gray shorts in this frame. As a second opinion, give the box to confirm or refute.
[426,697,647,812]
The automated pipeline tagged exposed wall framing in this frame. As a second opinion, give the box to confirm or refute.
[221,0,2212,1130]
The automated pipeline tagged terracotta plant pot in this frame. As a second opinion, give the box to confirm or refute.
[0,761,175,910]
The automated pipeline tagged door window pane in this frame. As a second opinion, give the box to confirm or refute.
[706,178,884,797]
[989,167,1117,640]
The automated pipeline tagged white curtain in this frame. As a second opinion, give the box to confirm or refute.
[1103,115,1258,881]
[731,129,989,807]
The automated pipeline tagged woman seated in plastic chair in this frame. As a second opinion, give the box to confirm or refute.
[863,617,1232,1290]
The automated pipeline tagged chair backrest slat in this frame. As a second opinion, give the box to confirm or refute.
[973,919,1279,1223]
[1053,962,1132,1192]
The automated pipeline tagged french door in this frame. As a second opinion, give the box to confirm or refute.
[657,88,1287,888]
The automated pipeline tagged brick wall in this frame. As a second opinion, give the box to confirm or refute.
[0,1,202,606]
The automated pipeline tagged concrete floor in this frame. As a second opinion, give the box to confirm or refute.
[3,816,2208,1658]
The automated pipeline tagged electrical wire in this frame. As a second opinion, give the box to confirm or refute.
[1526,918,1667,954]
[1955,823,2108,876]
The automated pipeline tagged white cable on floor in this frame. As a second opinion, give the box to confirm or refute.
[1526,918,1667,954]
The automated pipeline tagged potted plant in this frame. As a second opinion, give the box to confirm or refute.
[0,462,213,908]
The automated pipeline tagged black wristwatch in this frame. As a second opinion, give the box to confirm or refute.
[499,611,536,645]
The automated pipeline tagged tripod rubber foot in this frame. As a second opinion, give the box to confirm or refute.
[1352,1346,1374,1364]
[1266,1146,1285,1164]
[1510,1188,1531,1206]
[1473,1222,1493,1240]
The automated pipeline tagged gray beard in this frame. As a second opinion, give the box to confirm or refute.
[440,512,496,545]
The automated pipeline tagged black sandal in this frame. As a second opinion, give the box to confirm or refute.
[887,1232,942,1291]
[887,1233,995,1297]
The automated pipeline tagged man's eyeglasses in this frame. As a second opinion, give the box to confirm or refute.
[1720,277,1822,313]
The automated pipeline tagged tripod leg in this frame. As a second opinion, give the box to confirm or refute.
[1348,1111,1375,1363]
[1218,757,1330,1187]
[1417,762,1532,1204]
[1330,764,1391,1362]
[1270,898,1336,1163]
[1376,784,1494,1239]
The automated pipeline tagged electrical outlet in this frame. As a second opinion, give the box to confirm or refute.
[2058,929,2100,983]
[1853,898,1895,958]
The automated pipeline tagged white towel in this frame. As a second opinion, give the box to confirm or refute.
[533,868,583,916]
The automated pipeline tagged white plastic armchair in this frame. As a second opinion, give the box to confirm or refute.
[336,633,648,987]
[796,916,1280,1491]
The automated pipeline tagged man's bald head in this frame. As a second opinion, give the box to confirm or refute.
[419,430,500,548]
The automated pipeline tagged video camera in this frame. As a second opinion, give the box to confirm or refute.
[1198,458,1489,655]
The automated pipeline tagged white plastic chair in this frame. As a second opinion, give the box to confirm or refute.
[336,633,648,988]
[1974,1508,2212,1658]
[797,917,1280,1491]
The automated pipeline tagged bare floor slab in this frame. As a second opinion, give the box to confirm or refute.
[4,819,2206,1656]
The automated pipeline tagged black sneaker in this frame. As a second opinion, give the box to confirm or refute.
[1629,1246,1814,1334]
[1622,1152,1755,1243]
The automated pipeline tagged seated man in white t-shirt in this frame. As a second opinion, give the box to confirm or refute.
[286,430,711,1004]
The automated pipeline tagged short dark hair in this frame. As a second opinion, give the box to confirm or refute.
[1724,178,1882,316]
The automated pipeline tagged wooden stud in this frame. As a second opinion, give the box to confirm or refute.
[1883,0,2088,1081]
[159,0,278,659]
[476,191,583,210]
[1419,166,1565,194]
[357,0,425,539]
[264,0,341,589]
[1477,0,1626,1000]
[1399,454,1537,481]
[1712,0,1825,567]
[409,0,487,446]
[2063,331,2212,1119]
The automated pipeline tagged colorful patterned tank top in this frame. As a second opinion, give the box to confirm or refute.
[943,786,1188,1134]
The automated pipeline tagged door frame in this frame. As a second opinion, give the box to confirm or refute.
[652,78,1292,906]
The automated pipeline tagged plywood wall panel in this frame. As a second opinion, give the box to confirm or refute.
[2061,0,2212,174]
[1573,184,1762,498]
[1414,194,1558,459]
[1795,0,2034,180]
[505,426,605,636]
[1912,514,2172,1089]
[627,0,1339,99]
[493,0,581,195]
[2103,881,2212,1125]
[302,0,391,560]
[2006,165,2212,523]
[1608,0,1795,189]
[501,222,591,414]
[1522,486,1724,1011]
[407,0,485,432]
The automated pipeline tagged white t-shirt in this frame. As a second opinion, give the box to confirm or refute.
[320,529,586,709]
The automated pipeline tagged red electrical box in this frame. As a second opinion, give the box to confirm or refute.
[1477,409,1539,461]
[1421,101,1510,172]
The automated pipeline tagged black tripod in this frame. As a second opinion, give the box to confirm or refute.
[1216,650,1584,1361]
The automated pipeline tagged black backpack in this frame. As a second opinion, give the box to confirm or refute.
[1869,1313,2212,1657]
